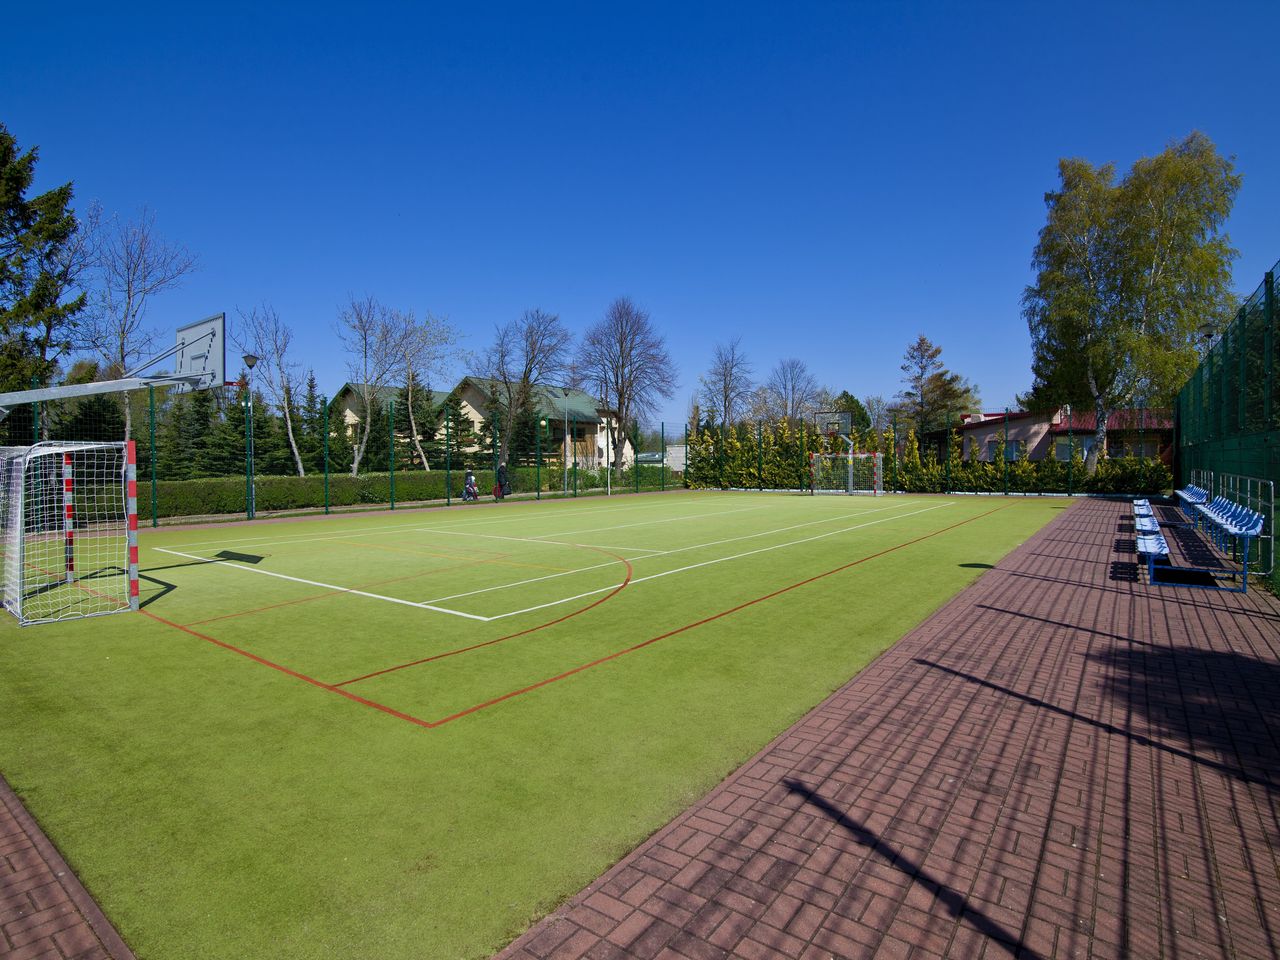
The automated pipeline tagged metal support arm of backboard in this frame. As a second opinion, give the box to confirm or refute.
[0,314,225,422]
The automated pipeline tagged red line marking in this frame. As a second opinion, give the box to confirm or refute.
[422,504,1011,727]
[333,551,634,687]
[139,610,438,728]
[142,504,1009,731]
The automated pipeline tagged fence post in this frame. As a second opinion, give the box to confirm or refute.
[1003,408,1009,496]
[388,398,395,510]
[634,420,640,494]
[536,419,541,500]
[891,414,898,492]
[684,422,689,488]
[1265,271,1274,430]
[1066,405,1073,497]
[244,388,252,521]
[445,410,452,506]
[945,409,952,494]
[757,422,764,491]
[1237,308,1247,434]
[149,386,158,527]
[323,395,330,514]
[801,424,808,493]
[661,422,666,492]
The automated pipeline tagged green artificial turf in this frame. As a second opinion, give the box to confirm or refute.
[0,491,1060,959]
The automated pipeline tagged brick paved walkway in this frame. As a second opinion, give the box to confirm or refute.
[497,498,1280,960]
[1,773,135,959]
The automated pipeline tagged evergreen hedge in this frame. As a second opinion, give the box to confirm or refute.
[682,423,1172,496]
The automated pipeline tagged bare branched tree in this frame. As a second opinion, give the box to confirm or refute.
[400,313,458,471]
[337,295,418,476]
[576,297,675,475]
[481,308,573,465]
[698,337,753,426]
[864,394,890,434]
[82,206,197,438]
[767,358,820,423]
[745,384,777,422]
[235,303,306,476]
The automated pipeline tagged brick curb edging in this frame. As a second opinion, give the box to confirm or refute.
[1,772,137,960]
[495,502,1081,960]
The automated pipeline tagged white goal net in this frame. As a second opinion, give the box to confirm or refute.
[0,441,139,625]
[810,451,884,496]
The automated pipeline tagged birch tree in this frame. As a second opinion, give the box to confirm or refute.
[235,303,306,476]
[337,295,414,476]
[1023,132,1239,472]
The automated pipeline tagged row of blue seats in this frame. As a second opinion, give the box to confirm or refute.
[1134,493,1261,593]
[1132,499,1169,580]
[1195,496,1265,551]
[1174,484,1209,514]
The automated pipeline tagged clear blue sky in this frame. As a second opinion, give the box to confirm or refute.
[6,1,1279,425]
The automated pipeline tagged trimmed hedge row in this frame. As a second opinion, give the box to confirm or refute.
[894,453,1173,495]
[136,464,686,519]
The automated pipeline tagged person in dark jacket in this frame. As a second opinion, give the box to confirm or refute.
[496,461,510,499]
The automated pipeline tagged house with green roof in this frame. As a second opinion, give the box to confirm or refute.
[454,377,633,468]
[331,378,634,468]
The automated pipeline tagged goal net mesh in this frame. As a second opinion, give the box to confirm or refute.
[810,452,884,496]
[0,441,136,625]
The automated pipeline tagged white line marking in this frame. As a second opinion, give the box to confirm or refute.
[152,548,492,621]
[482,502,954,621]
[417,500,919,604]
[159,500,769,553]
[158,493,746,550]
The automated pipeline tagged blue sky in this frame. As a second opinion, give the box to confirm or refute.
[6,1,1279,425]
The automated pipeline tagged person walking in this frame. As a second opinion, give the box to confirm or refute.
[496,461,509,499]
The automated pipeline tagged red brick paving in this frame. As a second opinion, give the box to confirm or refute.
[0,774,135,960]
[2,498,1277,959]
[497,498,1280,960]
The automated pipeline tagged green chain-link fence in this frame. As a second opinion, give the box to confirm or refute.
[1176,260,1277,588]
[0,385,690,523]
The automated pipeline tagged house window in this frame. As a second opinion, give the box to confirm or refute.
[985,439,999,461]
[1055,439,1072,461]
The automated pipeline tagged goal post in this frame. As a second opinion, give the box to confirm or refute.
[0,440,138,625]
[810,451,884,496]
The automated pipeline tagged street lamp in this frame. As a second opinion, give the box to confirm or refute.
[1196,321,1217,356]
[243,353,259,519]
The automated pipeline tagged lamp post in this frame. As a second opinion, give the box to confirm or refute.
[242,353,259,519]
[1196,321,1217,358]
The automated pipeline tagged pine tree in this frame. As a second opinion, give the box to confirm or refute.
[0,123,86,391]
[297,371,325,473]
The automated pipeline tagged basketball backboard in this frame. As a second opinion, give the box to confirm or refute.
[170,313,226,394]
[813,410,853,437]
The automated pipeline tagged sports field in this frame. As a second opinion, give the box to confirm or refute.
[0,491,1060,959]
